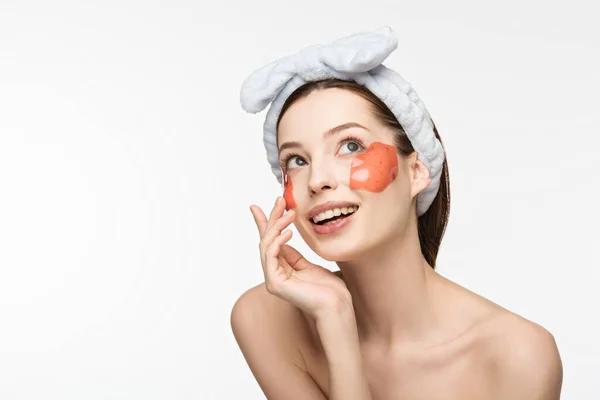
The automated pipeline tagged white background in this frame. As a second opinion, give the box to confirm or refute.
[0,0,598,398]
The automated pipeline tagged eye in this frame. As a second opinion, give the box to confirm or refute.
[279,136,365,173]
[282,153,306,171]
[287,155,307,170]
[339,137,365,155]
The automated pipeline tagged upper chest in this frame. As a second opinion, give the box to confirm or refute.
[302,327,500,400]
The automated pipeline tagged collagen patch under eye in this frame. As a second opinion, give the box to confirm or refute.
[282,169,297,210]
[349,142,398,192]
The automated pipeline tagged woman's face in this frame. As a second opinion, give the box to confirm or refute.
[277,88,427,261]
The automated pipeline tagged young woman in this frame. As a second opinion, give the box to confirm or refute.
[231,28,562,400]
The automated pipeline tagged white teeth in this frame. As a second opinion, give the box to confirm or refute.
[312,206,358,224]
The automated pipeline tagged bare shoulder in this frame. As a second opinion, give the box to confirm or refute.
[437,275,563,398]
[484,311,563,398]
[230,282,312,364]
[231,281,306,332]
[464,302,562,400]
[230,283,326,399]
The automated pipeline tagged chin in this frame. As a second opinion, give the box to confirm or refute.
[309,239,369,262]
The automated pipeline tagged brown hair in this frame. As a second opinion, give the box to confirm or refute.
[276,79,450,269]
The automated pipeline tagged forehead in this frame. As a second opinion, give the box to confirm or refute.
[277,88,382,143]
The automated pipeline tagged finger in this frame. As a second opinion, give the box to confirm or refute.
[264,229,293,288]
[265,196,286,234]
[261,208,295,254]
[279,244,306,270]
[259,209,295,270]
[249,205,268,239]
[259,209,295,274]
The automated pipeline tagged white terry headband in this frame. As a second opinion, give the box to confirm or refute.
[239,26,445,217]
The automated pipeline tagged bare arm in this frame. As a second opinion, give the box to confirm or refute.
[231,284,373,400]
[236,197,373,399]
[315,302,373,400]
[231,285,327,400]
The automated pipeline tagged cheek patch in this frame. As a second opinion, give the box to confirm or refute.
[350,142,399,192]
[283,172,297,210]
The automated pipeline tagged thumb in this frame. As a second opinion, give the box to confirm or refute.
[280,244,312,271]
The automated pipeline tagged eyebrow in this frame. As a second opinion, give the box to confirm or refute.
[278,122,369,154]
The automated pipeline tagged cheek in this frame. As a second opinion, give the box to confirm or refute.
[349,142,399,192]
[283,173,297,210]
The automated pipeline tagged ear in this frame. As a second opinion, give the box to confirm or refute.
[406,151,431,199]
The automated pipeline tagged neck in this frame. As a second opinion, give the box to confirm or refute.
[336,220,443,347]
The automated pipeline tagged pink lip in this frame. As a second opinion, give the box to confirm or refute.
[307,200,359,220]
[311,209,357,236]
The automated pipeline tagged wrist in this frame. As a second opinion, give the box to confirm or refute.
[314,295,355,324]
[314,302,363,368]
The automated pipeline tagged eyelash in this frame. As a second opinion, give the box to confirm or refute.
[279,135,366,172]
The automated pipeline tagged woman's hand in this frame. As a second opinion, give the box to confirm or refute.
[250,196,352,320]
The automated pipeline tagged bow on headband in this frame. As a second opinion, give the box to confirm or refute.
[239,26,445,217]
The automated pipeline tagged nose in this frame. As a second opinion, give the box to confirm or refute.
[308,158,338,195]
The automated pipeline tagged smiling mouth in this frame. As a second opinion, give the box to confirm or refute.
[310,206,359,225]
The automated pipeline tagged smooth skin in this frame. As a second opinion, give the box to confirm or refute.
[231,88,563,399]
